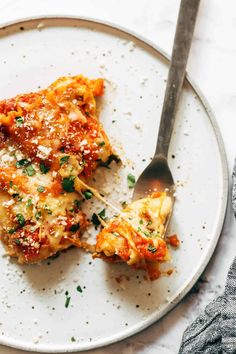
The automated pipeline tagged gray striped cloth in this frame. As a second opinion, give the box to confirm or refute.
[179,162,236,354]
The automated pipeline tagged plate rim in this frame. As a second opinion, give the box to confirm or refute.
[0,15,229,353]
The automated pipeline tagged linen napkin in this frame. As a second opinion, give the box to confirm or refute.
[179,162,236,354]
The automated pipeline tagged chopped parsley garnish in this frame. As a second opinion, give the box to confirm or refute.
[147,220,152,226]
[99,154,120,168]
[16,159,29,168]
[137,226,151,237]
[39,162,50,174]
[85,111,90,117]
[98,141,105,147]
[15,116,24,126]
[91,213,100,228]
[127,173,136,188]
[112,232,120,237]
[76,285,83,293]
[16,213,25,227]
[26,199,33,207]
[147,244,157,253]
[13,238,21,245]
[12,193,22,201]
[139,219,144,225]
[35,211,41,220]
[23,164,36,176]
[70,223,80,232]
[74,199,82,209]
[44,205,52,214]
[98,208,106,220]
[91,209,107,227]
[71,336,76,342]
[9,181,13,188]
[62,176,75,192]
[37,185,45,193]
[65,296,71,308]
[83,190,93,200]
[60,156,70,166]
[8,228,16,234]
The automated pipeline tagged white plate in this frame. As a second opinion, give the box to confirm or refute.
[0,16,228,353]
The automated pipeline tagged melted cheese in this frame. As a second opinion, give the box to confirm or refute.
[0,73,175,280]
[95,192,172,279]
[0,74,113,263]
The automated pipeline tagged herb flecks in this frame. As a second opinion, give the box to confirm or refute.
[91,213,100,228]
[76,285,83,293]
[13,238,21,245]
[40,162,50,174]
[15,116,24,126]
[12,193,22,201]
[98,208,106,220]
[148,244,157,253]
[16,213,25,227]
[74,199,82,209]
[91,208,106,228]
[16,159,29,168]
[44,205,52,214]
[98,141,105,147]
[35,211,41,220]
[62,176,75,192]
[8,228,16,234]
[65,296,71,308]
[37,186,45,193]
[83,190,93,200]
[70,223,80,232]
[65,292,71,308]
[60,156,70,166]
[23,164,36,176]
[26,198,33,207]
[127,173,136,188]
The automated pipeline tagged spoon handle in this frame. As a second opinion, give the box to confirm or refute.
[155,0,200,158]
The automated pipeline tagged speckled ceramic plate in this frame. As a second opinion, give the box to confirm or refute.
[0,16,228,353]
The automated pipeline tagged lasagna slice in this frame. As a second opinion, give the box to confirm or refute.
[95,192,173,280]
[0,75,113,177]
[0,75,114,263]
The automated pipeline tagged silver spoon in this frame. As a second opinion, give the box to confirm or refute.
[132,0,200,222]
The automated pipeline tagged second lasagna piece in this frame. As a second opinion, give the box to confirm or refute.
[94,192,172,280]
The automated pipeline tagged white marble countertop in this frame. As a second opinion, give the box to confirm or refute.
[0,1,236,353]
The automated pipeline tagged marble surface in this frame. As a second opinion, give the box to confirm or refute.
[0,1,235,353]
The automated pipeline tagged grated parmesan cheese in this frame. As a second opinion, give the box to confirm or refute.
[36,145,52,159]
